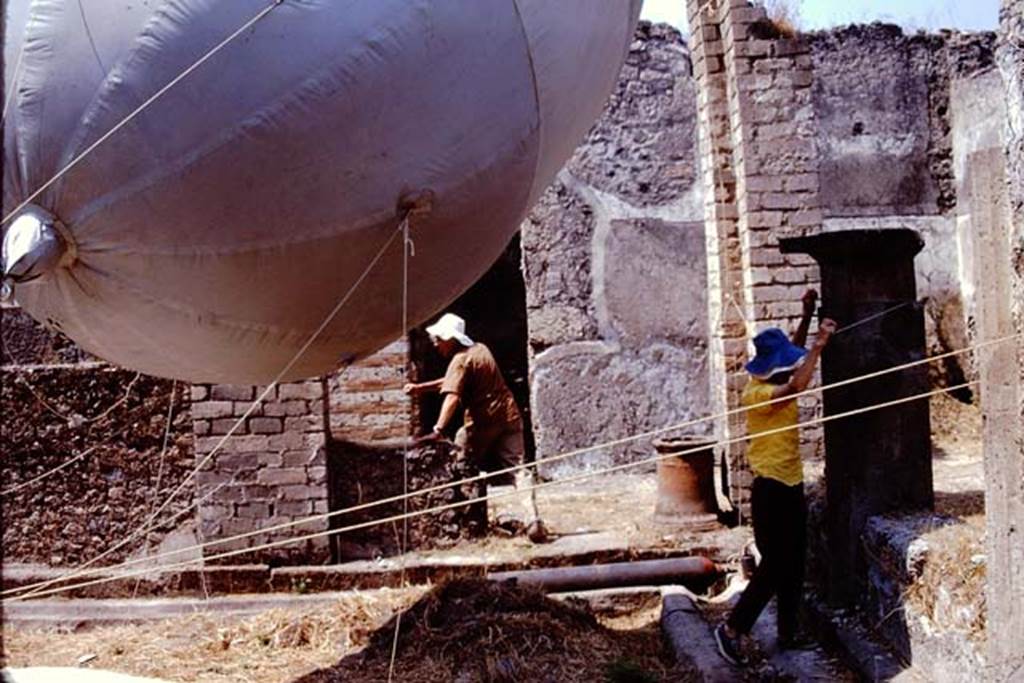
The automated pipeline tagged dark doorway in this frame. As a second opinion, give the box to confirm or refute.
[410,233,535,462]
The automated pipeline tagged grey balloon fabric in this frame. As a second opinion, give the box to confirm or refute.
[3,0,641,383]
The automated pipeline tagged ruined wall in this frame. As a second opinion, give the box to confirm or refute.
[522,23,712,477]
[1,308,194,566]
[809,26,999,393]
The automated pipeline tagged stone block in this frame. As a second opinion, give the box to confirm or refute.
[277,500,313,516]
[236,502,271,518]
[268,431,305,451]
[210,418,242,436]
[278,382,323,401]
[192,401,233,419]
[190,385,209,401]
[278,485,323,502]
[211,385,254,401]
[233,401,262,417]
[285,415,322,433]
[257,468,308,486]
[249,417,283,434]
[194,420,211,436]
[282,450,315,468]
[257,452,283,467]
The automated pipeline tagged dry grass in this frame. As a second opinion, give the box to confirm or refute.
[5,587,425,682]
[904,514,986,645]
[296,579,692,682]
[764,0,802,38]
[5,581,690,683]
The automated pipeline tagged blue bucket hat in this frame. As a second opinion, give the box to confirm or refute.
[745,328,807,379]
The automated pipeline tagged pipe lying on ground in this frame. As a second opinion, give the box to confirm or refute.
[487,557,721,593]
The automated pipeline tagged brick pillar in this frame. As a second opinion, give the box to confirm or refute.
[689,0,753,515]
[191,379,329,564]
[688,0,824,514]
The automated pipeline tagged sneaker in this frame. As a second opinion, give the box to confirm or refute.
[714,624,747,666]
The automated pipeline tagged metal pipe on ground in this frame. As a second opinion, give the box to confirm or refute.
[487,557,721,593]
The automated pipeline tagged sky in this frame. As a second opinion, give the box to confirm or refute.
[640,0,1001,33]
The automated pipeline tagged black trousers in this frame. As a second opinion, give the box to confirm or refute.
[727,476,807,639]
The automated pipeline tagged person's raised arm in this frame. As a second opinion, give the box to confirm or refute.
[792,289,818,348]
[773,319,836,400]
[403,378,444,396]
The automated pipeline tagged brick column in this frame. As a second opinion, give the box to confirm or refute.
[688,0,753,514]
[191,379,329,564]
[688,0,824,514]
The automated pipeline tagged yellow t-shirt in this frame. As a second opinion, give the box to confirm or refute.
[741,378,802,486]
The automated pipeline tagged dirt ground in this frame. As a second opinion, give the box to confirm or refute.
[4,583,686,683]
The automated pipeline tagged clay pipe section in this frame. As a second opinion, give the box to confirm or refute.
[487,557,721,593]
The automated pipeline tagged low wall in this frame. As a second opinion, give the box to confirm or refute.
[1,364,193,566]
[326,439,487,561]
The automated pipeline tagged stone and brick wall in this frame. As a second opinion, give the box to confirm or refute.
[329,340,412,442]
[1,306,194,566]
[190,339,411,564]
[522,23,713,478]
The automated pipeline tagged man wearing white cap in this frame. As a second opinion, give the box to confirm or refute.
[404,313,548,542]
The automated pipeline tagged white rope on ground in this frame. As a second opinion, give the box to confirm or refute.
[0,0,286,229]
[14,222,405,600]
[6,330,1018,598]
[10,379,978,602]
[387,213,414,683]
[0,445,98,496]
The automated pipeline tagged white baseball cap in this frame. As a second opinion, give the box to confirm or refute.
[425,313,473,347]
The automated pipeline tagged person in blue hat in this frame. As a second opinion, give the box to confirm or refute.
[715,290,836,666]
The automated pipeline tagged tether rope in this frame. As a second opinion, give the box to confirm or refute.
[14,222,404,599]
[10,379,979,602]
[132,382,178,598]
[5,331,1017,599]
[1,0,285,229]
[387,213,414,682]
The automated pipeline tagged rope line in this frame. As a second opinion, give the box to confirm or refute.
[0,446,98,496]
[11,379,977,602]
[14,222,404,600]
[1,0,285,229]
[834,300,919,334]
[6,330,1018,598]
[387,214,414,682]
[132,382,178,598]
